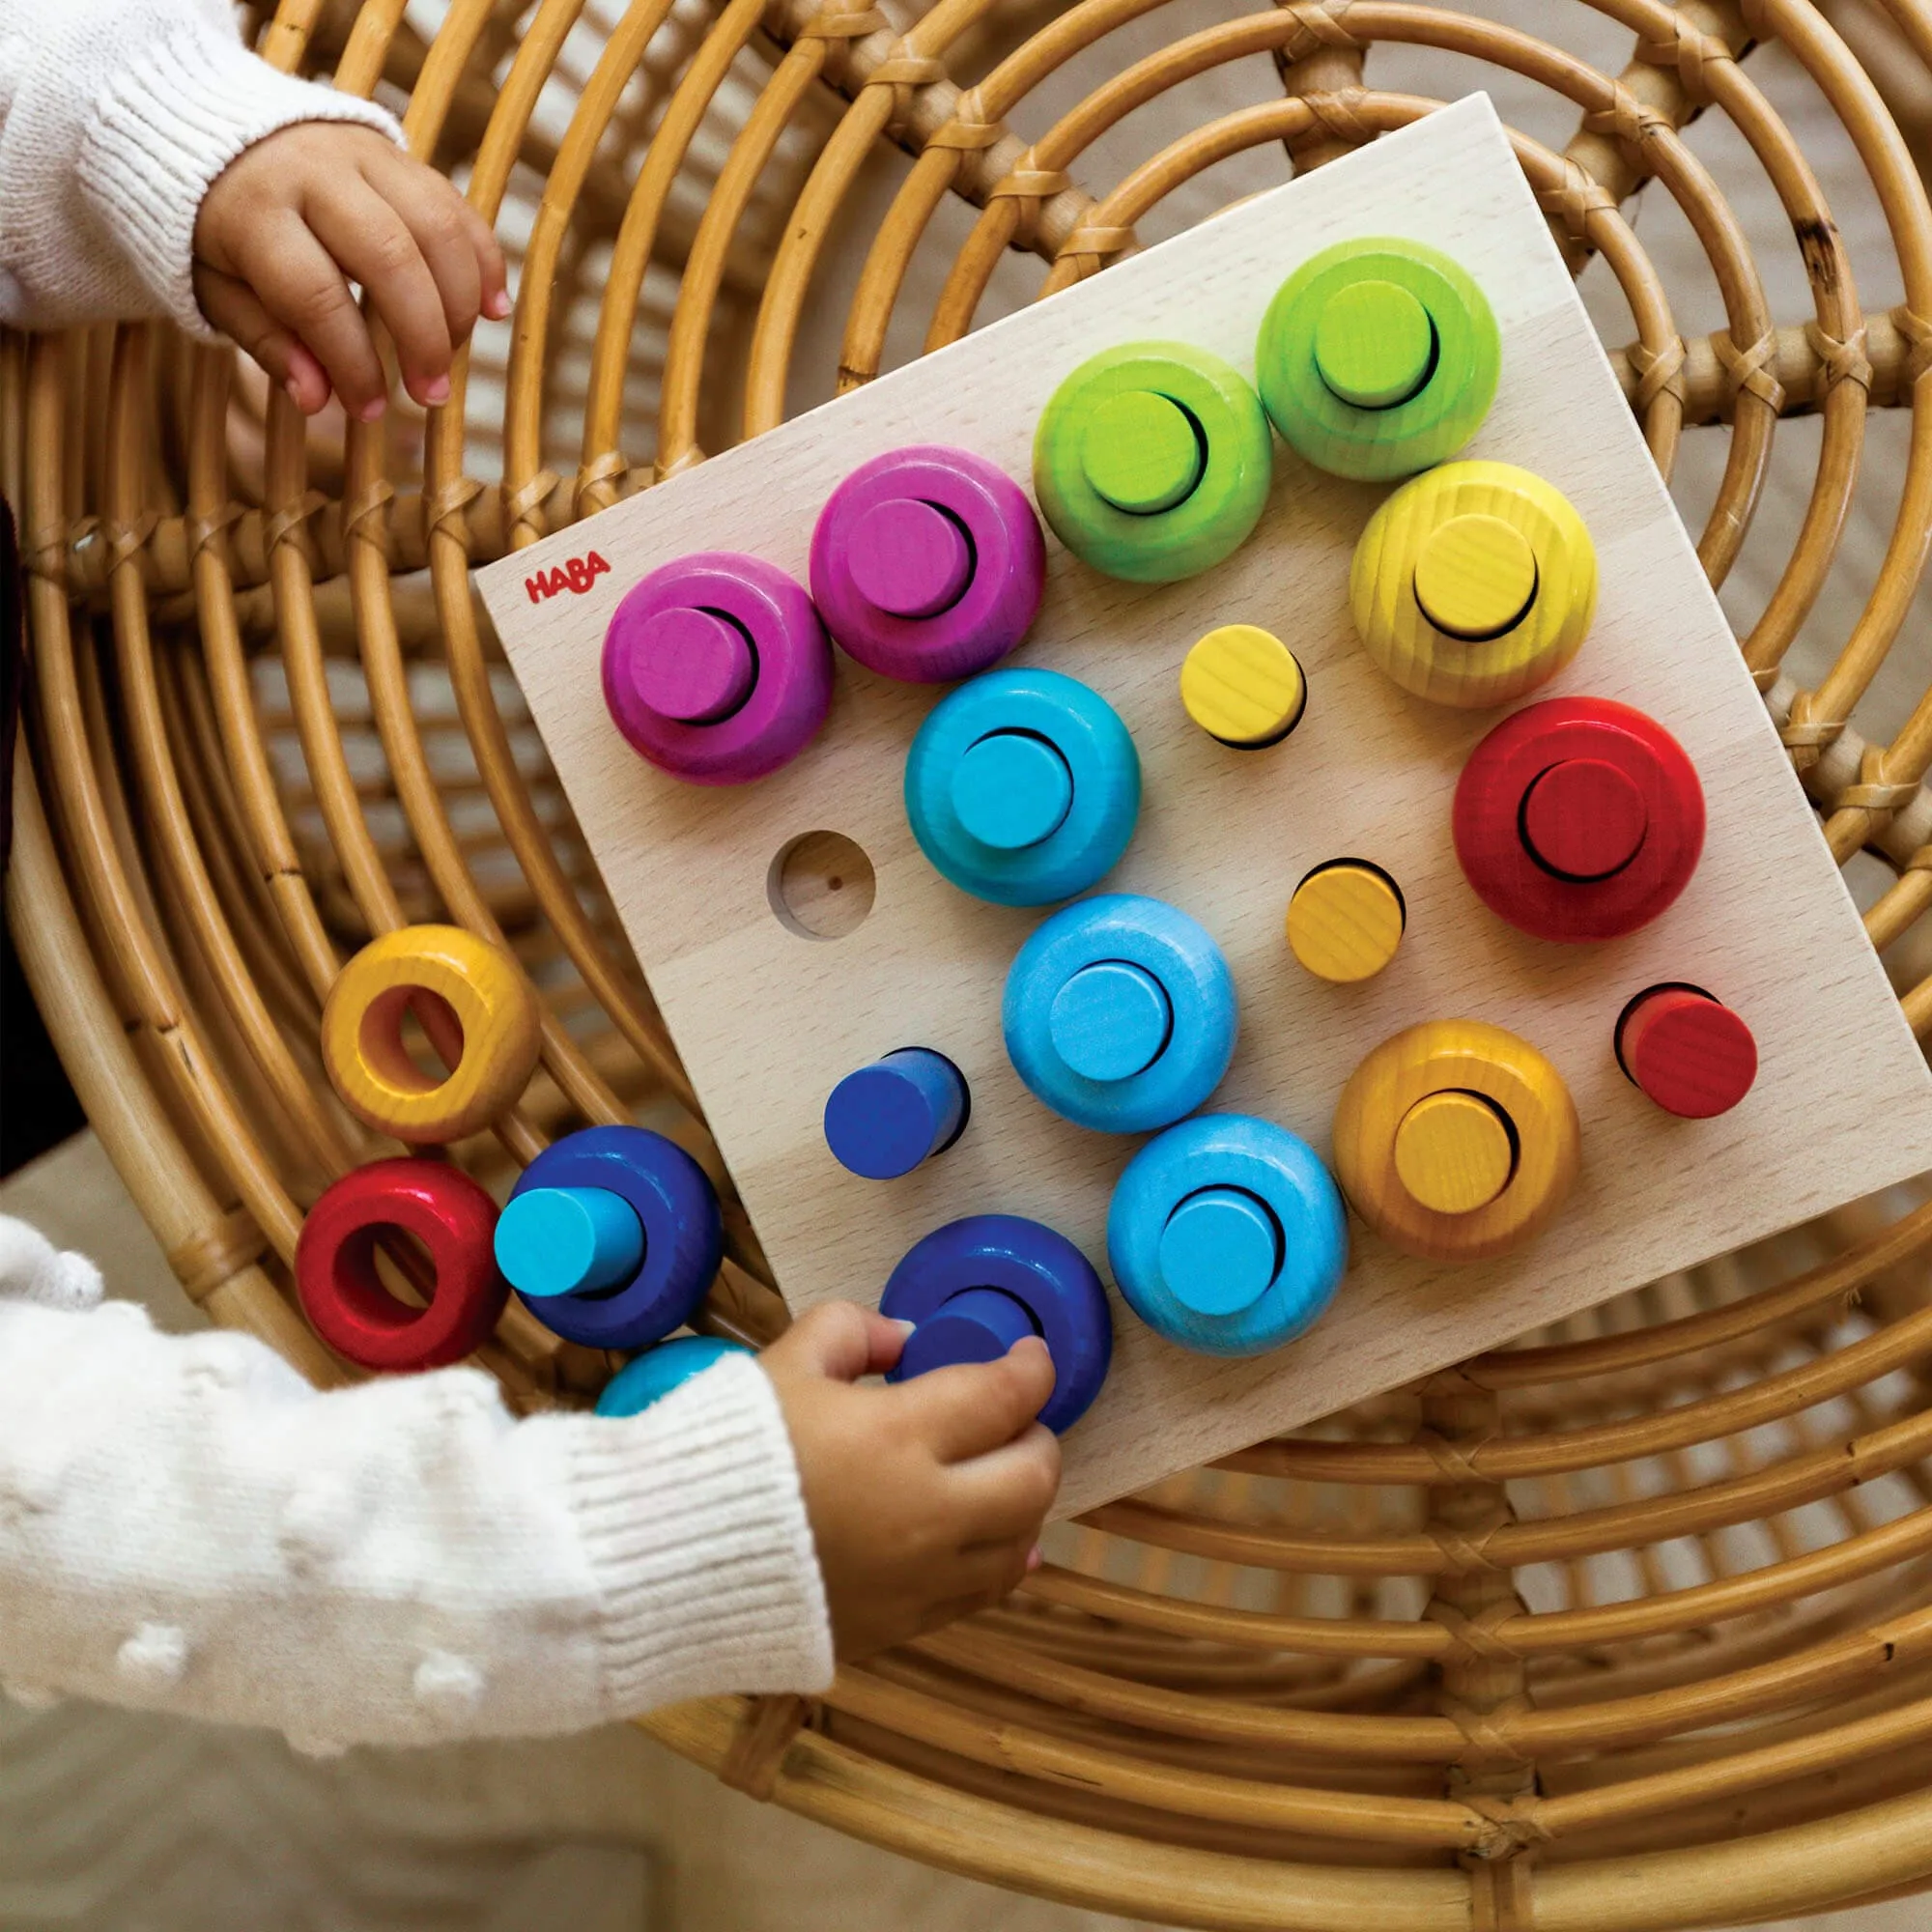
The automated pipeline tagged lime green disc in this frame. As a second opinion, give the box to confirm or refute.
[1081,391,1203,514]
[1313,279,1434,410]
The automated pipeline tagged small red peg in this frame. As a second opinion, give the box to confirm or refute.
[1454,696,1704,942]
[1616,986,1758,1119]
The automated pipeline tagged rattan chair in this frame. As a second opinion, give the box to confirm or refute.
[14,0,1932,1925]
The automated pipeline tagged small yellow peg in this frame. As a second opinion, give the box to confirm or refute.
[1180,624,1306,748]
[1410,515,1538,641]
[321,924,542,1145]
[1332,1019,1579,1263]
[1286,861,1405,983]
[1391,1091,1514,1215]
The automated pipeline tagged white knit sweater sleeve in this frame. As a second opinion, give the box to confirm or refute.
[0,0,402,337]
[0,1217,834,1751]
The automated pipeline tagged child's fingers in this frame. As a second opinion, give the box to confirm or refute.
[362,148,483,357]
[943,1423,1062,1542]
[194,268,331,414]
[893,1337,1057,1464]
[764,1301,907,1384]
[302,182,452,407]
[237,213,388,418]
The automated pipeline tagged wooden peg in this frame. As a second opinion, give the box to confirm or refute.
[1332,1019,1579,1263]
[1179,624,1306,748]
[1286,860,1406,983]
[320,924,541,1146]
[1615,985,1758,1118]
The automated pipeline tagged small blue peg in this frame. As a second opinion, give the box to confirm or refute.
[1108,1114,1347,1356]
[1004,894,1236,1133]
[898,1288,1038,1378]
[506,1124,723,1351]
[495,1186,644,1298]
[823,1048,970,1180]
[881,1213,1113,1434]
[905,668,1139,905]
[595,1335,754,1417]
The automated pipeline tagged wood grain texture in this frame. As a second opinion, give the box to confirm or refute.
[477,97,1932,1519]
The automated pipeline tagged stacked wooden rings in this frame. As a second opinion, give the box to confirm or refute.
[295,1159,508,1372]
[880,1213,1113,1434]
[603,552,834,784]
[1107,1115,1348,1356]
[1256,237,1501,480]
[1032,342,1273,582]
[1453,696,1705,942]
[1003,894,1237,1133]
[494,1124,723,1350]
[904,668,1141,905]
[810,445,1044,680]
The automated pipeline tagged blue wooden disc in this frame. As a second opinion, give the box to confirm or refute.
[595,1336,753,1417]
[823,1048,969,1179]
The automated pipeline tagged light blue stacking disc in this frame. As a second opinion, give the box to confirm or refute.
[950,730,1073,850]
[595,1335,753,1417]
[1049,960,1172,1083]
[1157,1187,1281,1317]
[495,1185,645,1299]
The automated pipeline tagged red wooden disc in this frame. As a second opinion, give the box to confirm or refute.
[295,1158,508,1372]
[1520,757,1648,880]
[1453,696,1705,942]
[1616,987,1758,1119]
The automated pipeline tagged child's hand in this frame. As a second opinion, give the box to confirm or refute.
[192,123,509,422]
[760,1304,1061,1661]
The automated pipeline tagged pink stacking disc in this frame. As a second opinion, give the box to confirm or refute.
[626,607,755,724]
[847,499,973,618]
[602,553,831,785]
[810,445,1046,682]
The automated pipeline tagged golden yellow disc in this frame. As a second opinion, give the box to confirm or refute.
[1285,863,1405,983]
[1412,513,1538,640]
[1392,1091,1515,1215]
[1179,624,1306,747]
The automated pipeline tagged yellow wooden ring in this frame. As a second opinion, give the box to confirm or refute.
[1349,460,1597,708]
[321,925,542,1145]
[1331,1018,1579,1262]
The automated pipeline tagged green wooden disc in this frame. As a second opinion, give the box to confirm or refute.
[1256,238,1500,482]
[1033,342,1272,584]
[1313,279,1434,410]
[1081,391,1204,514]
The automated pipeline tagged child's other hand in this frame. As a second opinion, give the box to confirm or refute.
[761,1304,1061,1661]
[192,123,509,422]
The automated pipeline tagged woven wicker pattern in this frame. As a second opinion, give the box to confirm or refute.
[14,0,1932,1925]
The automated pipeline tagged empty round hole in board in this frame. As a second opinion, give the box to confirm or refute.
[769,830,876,940]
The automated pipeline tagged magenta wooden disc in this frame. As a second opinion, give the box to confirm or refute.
[810,445,1045,682]
[625,607,754,724]
[847,499,974,618]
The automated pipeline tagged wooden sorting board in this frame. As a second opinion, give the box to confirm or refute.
[478,95,1932,1518]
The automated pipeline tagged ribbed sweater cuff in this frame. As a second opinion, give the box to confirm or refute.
[78,18,403,340]
[560,1354,834,1718]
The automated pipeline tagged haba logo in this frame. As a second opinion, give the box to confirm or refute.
[526,552,611,602]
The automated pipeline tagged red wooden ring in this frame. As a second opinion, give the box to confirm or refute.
[295,1158,508,1372]
[1615,984,1758,1119]
[1452,696,1705,942]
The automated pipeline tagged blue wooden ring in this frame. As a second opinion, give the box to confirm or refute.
[880,1213,1112,1435]
[1003,894,1237,1133]
[1107,1114,1348,1356]
[507,1125,723,1350]
[595,1336,753,1416]
[904,668,1140,906]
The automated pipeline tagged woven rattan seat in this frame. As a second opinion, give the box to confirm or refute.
[15,1,1932,1925]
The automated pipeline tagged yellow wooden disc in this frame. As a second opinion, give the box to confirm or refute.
[1286,863,1405,983]
[1412,513,1538,640]
[1180,624,1306,747]
[1392,1091,1516,1215]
